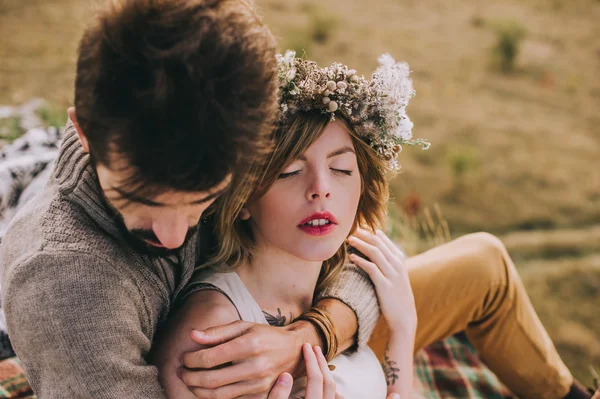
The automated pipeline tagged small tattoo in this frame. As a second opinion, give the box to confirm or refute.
[262,308,294,327]
[382,345,399,386]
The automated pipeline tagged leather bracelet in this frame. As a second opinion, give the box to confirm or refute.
[296,307,339,362]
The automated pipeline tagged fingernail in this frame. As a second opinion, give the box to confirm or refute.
[315,346,322,354]
[278,373,292,386]
[390,394,400,399]
[191,329,205,338]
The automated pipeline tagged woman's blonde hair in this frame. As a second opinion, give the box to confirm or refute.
[206,111,389,294]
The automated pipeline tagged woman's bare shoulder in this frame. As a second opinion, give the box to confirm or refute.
[151,289,239,367]
[181,288,240,326]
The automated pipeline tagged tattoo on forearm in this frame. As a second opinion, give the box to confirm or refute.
[263,308,294,327]
[382,345,399,386]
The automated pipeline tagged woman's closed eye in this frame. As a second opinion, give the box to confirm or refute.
[278,168,353,179]
[331,168,353,176]
[278,170,301,179]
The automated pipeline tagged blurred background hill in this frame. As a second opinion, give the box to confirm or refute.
[1,0,599,385]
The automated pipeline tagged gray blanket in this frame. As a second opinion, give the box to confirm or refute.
[0,124,63,359]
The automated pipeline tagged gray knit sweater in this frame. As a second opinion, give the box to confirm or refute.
[0,122,379,398]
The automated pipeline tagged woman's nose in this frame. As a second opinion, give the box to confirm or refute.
[306,172,331,201]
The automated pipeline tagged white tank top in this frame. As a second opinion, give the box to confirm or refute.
[194,269,387,399]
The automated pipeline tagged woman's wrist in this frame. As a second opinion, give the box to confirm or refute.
[388,319,417,343]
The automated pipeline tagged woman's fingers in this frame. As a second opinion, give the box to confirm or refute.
[303,343,323,399]
[267,373,294,399]
[314,346,336,399]
[348,235,395,278]
[349,253,384,286]
[303,344,338,399]
[354,229,399,269]
[375,229,407,261]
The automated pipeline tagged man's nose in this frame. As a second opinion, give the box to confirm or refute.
[152,217,189,249]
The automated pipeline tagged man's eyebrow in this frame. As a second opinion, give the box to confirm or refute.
[298,146,355,161]
[188,188,227,204]
[110,186,227,207]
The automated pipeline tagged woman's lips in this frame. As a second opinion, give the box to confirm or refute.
[298,223,337,236]
[298,211,338,226]
[297,211,338,236]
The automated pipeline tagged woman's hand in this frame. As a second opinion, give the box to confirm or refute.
[303,343,340,399]
[268,344,341,399]
[347,229,414,399]
[348,228,417,337]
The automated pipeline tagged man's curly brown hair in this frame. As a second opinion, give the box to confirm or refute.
[74,0,278,196]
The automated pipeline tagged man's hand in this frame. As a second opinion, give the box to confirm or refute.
[179,320,321,398]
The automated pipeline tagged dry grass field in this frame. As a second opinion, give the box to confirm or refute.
[1,0,599,387]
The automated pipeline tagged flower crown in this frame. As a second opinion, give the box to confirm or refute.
[276,51,430,173]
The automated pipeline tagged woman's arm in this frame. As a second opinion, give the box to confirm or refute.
[383,331,416,397]
[315,262,380,352]
[347,228,417,399]
[151,289,240,399]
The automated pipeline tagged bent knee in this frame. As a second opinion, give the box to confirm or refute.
[462,232,506,255]
[455,232,510,283]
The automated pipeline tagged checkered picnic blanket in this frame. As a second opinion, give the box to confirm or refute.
[413,333,514,399]
[0,357,34,399]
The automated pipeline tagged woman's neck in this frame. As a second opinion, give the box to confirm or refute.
[237,243,323,323]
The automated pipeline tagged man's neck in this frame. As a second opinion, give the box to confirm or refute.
[237,244,322,323]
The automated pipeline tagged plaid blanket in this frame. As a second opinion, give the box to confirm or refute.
[0,357,34,398]
[413,333,513,399]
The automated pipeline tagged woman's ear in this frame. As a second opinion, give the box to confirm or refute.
[239,207,251,221]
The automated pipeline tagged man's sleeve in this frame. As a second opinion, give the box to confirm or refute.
[4,252,166,399]
[316,262,380,350]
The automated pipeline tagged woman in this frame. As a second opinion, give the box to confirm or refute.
[154,51,599,399]
[153,51,424,398]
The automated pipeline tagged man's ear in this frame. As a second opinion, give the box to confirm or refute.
[239,208,251,221]
[67,107,89,153]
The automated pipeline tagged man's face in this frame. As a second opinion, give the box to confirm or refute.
[95,159,230,253]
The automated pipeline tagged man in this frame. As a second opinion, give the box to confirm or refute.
[1,0,376,397]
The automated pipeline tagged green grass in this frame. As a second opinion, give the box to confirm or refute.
[491,19,527,73]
